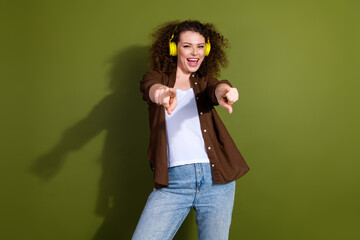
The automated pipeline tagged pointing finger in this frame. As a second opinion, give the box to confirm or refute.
[218,98,233,114]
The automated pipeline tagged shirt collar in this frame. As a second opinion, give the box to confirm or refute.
[168,71,199,87]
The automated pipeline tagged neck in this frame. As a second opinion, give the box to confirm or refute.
[175,68,192,82]
[174,68,193,90]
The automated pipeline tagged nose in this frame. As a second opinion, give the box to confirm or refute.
[191,46,198,55]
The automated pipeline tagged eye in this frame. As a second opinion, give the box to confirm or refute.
[183,45,190,48]
[198,45,205,48]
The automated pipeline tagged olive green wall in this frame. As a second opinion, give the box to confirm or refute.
[1,0,359,239]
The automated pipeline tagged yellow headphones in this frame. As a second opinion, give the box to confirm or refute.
[169,32,211,57]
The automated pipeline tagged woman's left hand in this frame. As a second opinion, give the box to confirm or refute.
[215,84,239,114]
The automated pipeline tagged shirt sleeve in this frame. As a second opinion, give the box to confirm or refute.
[140,71,163,104]
[205,75,233,106]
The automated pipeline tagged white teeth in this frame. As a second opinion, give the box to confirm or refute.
[187,59,199,62]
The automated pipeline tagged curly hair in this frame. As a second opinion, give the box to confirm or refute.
[148,20,229,77]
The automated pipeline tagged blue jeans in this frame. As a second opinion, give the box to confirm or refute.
[132,163,236,240]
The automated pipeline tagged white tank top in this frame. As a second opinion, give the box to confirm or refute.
[165,88,210,168]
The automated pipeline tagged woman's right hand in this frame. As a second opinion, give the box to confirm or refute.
[149,84,177,115]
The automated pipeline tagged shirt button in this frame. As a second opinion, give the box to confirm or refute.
[211,164,215,167]
[208,146,211,150]
[200,112,203,115]
[196,97,199,100]
[204,129,207,132]
[192,74,195,77]
[194,82,197,85]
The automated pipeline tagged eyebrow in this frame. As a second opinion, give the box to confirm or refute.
[182,42,205,45]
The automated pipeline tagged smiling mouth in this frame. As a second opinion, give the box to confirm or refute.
[187,58,199,62]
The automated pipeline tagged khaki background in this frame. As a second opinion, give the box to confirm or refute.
[1,0,359,239]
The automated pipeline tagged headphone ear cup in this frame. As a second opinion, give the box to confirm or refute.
[205,42,211,56]
[169,42,177,56]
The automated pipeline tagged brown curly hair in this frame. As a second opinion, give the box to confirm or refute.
[149,20,229,77]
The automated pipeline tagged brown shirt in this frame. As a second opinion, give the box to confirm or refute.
[140,70,249,189]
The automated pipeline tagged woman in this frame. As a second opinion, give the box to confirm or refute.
[132,20,249,240]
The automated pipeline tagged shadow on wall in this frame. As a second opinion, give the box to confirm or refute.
[30,46,193,239]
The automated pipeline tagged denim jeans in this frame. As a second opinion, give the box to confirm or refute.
[132,163,236,240]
